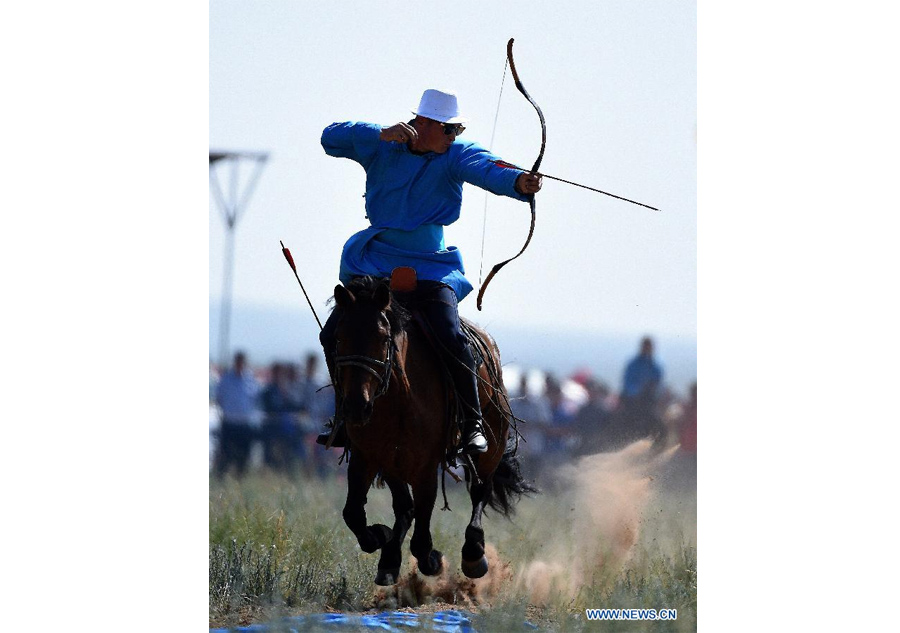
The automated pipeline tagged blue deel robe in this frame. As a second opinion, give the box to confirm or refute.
[321,121,530,301]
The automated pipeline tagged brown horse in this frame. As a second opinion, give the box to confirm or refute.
[329,276,534,585]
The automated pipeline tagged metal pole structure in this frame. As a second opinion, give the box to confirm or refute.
[209,151,269,368]
[219,218,236,369]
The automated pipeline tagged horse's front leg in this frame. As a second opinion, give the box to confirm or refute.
[343,451,392,554]
[409,472,443,576]
[374,478,414,586]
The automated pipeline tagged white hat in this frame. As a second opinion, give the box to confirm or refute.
[411,89,469,124]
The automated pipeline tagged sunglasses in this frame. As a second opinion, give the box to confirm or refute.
[441,123,465,136]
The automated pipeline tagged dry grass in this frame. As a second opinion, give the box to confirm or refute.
[209,443,697,631]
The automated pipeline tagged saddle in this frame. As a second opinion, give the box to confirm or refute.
[390,267,486,364]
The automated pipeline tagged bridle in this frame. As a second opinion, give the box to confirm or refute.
[333,324,396,401]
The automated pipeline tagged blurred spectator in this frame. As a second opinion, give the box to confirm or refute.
[572,379,612,456]
[214,351,260,478]
[663,381,697,491]
[677,382,697,455]
[207,343,696,481]
[621,336,663,411]
[209,361,221,470]
[615,336,667,449]
[509,373,551,480]
[542,374,576,472]
[293,353,335,477]
[260,362,303,472]
[209,361,220,402]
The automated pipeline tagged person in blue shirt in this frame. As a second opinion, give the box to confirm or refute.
[621,337,664,406]
[214,351,261,477]
[260,362,303,472]
[317,88,542,455]
[616,336,667,448]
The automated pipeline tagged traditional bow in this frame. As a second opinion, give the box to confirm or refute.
[476,38,547,311]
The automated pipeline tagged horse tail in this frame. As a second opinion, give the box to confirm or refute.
[485,446,539,518]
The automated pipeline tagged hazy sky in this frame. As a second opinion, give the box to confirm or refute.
[8,6,900,626]
[210,1,696,341]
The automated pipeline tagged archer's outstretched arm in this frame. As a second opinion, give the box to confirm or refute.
[451,142,532,203]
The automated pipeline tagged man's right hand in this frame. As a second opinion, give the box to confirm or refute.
[380,122,418,146]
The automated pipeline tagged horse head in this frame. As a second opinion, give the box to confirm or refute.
[332,280,395,426]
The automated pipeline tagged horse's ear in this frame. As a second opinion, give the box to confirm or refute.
[334,284,355,309]
[373,282,391,311]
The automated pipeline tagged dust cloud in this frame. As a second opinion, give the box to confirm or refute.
[373,440,686,608]
[373,544,512,609]
[518,440,680,604]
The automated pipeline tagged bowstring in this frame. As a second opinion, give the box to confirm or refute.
[478,57,509,286]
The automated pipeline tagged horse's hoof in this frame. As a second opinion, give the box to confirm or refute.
[359,524,393,553]
[372,524,393,547]
[418,550,444,576]
[374,568,400,586]
[461,555,489,579]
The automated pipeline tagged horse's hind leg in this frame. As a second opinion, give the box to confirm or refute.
[409,475,443,576]
[343,451,392,555]
[461,478,492,578]
[375,478,414,586]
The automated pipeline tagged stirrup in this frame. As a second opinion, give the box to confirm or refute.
[316,417,346,449]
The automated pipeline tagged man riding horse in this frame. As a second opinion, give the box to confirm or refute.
[317,88,542,455]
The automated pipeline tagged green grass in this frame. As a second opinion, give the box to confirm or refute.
[209,464,696,631]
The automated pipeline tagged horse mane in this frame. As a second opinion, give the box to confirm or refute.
[343,276,412,333]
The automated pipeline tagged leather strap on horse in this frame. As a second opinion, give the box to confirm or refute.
[333,343,395,400]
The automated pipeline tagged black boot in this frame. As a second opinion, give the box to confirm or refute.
[315,367,346,449]
[448,346,488,455]
[462,418,488,454]
[315,417,347,448]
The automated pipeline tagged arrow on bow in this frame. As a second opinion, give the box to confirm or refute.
[476,38,546,312]
[490,159,660,211]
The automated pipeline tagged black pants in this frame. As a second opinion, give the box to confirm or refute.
[319,280,482,420]
[215,421,257,477]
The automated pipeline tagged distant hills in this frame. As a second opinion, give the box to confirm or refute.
[210,300,697,396]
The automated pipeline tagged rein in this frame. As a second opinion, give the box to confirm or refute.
[334,335,396,400]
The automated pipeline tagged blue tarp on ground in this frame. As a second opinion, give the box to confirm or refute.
[211,609,481,632]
